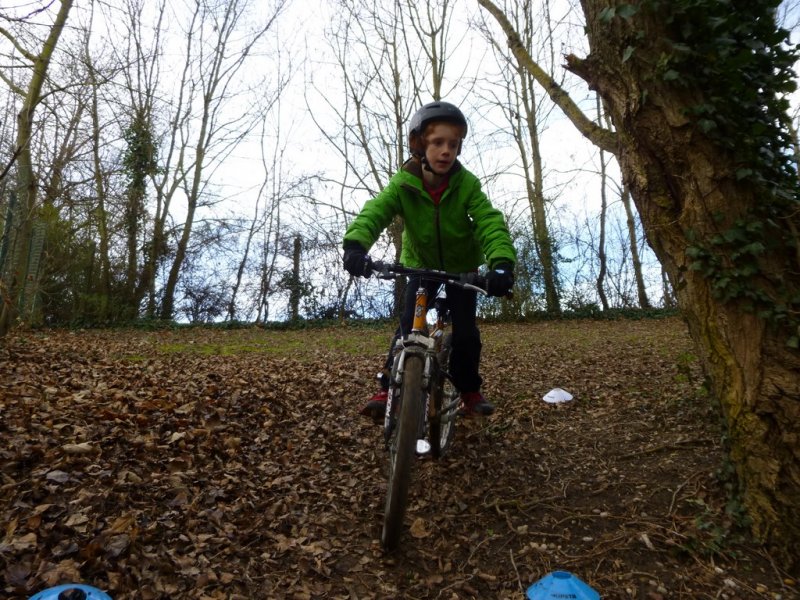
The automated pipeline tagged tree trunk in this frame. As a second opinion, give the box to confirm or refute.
[88,62,112,321]
[526,127,561,314]
[227,208,258,321]
[571,0,800,563]
[120,0,169,321]
[387,218,406,319]
[160,190,196,320]
[517,69,560,314]
[517,2,560,314]
[123,189,142,318]
[620,183,651,309]
[289,235,301,321]
[661,265,675,309]
[596,118,609,311]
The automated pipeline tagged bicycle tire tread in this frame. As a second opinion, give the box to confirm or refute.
[381,354,424,550]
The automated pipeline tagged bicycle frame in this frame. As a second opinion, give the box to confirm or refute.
[385,284,446,451]
[383,267,482,442]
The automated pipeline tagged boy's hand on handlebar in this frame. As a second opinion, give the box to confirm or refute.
[343,242,373,278]
[486,263,514,297]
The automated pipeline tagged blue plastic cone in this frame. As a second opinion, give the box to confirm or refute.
[28,583,113,600]
[526,571,600,600]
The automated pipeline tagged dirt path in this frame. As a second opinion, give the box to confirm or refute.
[1,318,796,599]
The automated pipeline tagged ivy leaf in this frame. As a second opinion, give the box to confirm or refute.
[622,45,635,62]
[740,242,766,256]
[698,119,717,133]
[688,260,705,272]
[599,7,615,22]
[722,227,748,243]
[713,276,731,293]
[617,4,639,19]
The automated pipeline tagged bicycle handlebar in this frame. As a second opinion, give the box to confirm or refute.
[368,259,488,295]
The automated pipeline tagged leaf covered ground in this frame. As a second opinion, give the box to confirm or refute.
[1,317,797,599]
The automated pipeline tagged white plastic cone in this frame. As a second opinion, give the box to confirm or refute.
[543,388,573,403]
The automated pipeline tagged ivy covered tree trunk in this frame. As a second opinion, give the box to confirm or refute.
[569,0,800,562]
[122,110,158,320]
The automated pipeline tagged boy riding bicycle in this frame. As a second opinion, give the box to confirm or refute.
[342,101,516,418]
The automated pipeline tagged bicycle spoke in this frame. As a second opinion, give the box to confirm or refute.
[430,335,457,459]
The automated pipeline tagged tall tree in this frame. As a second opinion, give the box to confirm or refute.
[84,4,114,322]
[158,0,286,320]
[620,183,651,309]
[0,0,73,336]
[478,0,800,562]
[316,0,409,317]
[598,100,652,309]
[230,94,303,323]
[113,0,166,319]
[478,0,562,313]
[596,95,610,311]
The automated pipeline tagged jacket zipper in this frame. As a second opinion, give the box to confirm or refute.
[407,177,448,270]
[434,202,445,270]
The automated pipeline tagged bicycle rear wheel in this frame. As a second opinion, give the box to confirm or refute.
[381,354,424,550]
[429,334,457,458]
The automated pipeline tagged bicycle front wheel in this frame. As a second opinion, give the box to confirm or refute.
[381,354,424,550]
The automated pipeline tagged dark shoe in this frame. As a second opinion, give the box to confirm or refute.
[459,391,495,417]
[360,389,388,419]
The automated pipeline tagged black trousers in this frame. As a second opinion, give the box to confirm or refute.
[381,276,482,393]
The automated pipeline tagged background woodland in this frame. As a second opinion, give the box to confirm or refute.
[0,0,678,328]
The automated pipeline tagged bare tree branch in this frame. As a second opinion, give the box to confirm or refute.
[476,0,618,154]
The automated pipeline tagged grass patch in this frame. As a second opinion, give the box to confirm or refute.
[149,325,392,359]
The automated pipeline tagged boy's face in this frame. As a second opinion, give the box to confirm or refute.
[423,122,463,175]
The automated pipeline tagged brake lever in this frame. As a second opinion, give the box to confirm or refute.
[368,260,395,279]
[455,272,488,296]
[462,282,488,295]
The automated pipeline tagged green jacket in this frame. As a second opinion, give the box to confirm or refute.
[343,160,516,272]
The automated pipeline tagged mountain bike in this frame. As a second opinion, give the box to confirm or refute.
[369,260,488,550]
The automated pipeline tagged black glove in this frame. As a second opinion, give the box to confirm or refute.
[343,241,372,277]
[486,263,514,297]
